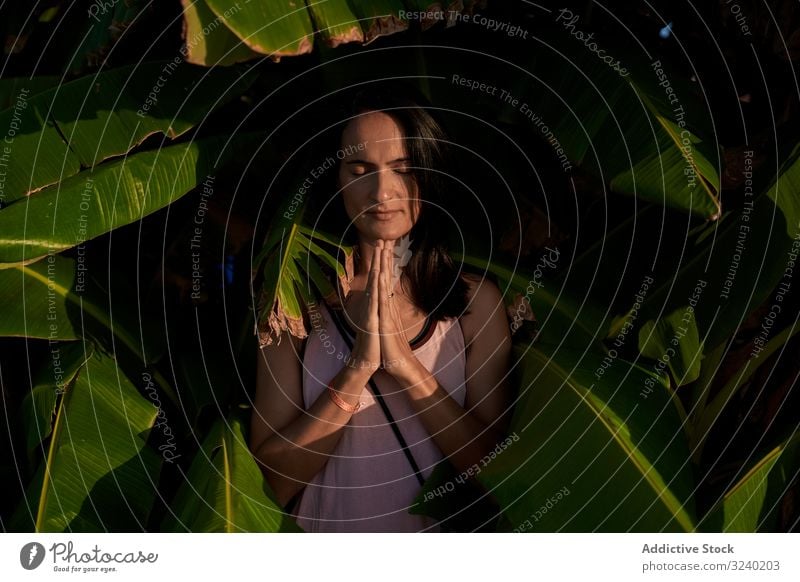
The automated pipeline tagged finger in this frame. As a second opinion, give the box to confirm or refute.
[384,247,397,307]
[381,246,390,295]
[367,240,381,320]
[378,246,387,311]
[381,247,401,335]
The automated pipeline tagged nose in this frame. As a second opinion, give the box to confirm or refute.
[368,169,395,203]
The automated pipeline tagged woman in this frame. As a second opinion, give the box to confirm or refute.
[249,87,512,532]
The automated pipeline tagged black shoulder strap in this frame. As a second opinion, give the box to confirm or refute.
[324,303,425,487]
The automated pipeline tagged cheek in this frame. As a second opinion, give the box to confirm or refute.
[340,179,365,220]
[406,184,422,223]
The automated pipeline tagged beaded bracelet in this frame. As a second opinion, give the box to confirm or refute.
[327,380,363,414]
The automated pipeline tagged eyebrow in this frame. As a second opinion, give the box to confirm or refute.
[344,157,411,165]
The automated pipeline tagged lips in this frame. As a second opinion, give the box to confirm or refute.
[365,209,400,221]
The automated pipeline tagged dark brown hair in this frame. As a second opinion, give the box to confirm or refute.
[314,82,469,321]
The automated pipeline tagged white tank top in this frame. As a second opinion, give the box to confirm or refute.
[292,301,467,532]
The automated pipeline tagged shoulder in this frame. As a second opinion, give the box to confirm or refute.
[458,273,507,347]
[258,330,306,360]
[461,272,504,306]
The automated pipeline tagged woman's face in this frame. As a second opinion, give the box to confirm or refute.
[337,111,421,243]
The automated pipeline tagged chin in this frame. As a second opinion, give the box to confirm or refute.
[377,223,416,240]
[354,218,413,242]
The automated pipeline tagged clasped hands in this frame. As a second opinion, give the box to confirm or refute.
[346,239,418,380]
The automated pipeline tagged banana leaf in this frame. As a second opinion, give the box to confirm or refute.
[9,348,162,532]
[253,183,353,344]
[0,254,175,408]
[348,0,408,43]
[638,144,800,351]
[162,410,300,532]
[0,62,256,205]
[181,0,261,66]
[455,252,608,352]
[698,432,800,532]
[305,0,363,47]
[693,320,800,457]
[255,223,353,344]
[499,32,720,218]
[639,305,703,387]
[476,343,695,532]
[0,134,251,265]
[0,254,82,340]
[570,143,800,355]
[0,76,59,109]
[180,0,479,64]
[203,0,314,59]
[19,343,94,467]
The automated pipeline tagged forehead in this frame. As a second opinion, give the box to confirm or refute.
[340,111,408,159]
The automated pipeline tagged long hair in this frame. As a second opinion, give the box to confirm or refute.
[310,82,469,321]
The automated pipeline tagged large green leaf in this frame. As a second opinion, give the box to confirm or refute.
[456,252,608,352]
[500,33,720,218]
[637,145,800,351]
[348,0,408,43]
[693,321,800,457]
[254,187,353,343]
[0,76,59,109]
[639,305,703,387]
[179,0,483,65]
[203,0,314,58]
[10,349,161,532]
[0,254,81,340]
[0,254,175,409]
[305,0,363,47]
[568,143,800,356]
[0,251,169,358]
[182,0,470,66]
[698,433,800,532]
[768,143,800,238]
[162,411,300,532]
[478,344,695,532]
[554,204,665,341]
[19,343,93,464]
[181,0,262,66]
[0,135,246,265]
[0,62,255,204]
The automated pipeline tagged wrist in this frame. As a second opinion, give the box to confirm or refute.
[343,352,378,371]
[339,362,374,386]
[385,355,426,384]
[327,379,364,414]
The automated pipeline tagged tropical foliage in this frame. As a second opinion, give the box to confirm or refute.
[1,0,798,532]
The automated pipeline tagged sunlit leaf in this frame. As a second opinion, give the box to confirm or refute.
[163,411,300,532]
[639,306,703,387]
[478,344,695,532]
[10,349,161,532]
[0,62,256,204]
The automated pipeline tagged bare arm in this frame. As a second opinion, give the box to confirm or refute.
[386,272,513,477]
[249,246,383,508]
[249,335,372,508]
